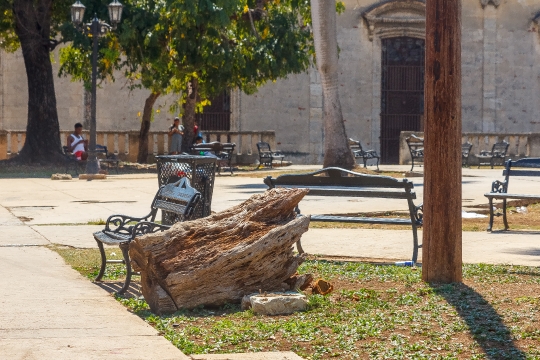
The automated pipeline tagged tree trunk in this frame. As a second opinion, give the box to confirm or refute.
[181,77,198,153]
[311,0,355,169]
[11,0,63,163]
[129,188,310,314]
[422,0,462,283]
[137,92,160,164]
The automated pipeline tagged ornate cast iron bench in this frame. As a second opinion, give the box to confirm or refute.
[484,158,540,231]
[476,140,509,169]
[462,142,473,167]
[405,135,424,171]
[93,177,201,293]
[191,141,236,175]
[349,138,380,170]
[257,141,285,169]
[264,167,423,264]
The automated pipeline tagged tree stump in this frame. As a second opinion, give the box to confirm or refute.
[129,188,310,314]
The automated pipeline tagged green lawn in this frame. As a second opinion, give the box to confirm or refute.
[53,245,540,359]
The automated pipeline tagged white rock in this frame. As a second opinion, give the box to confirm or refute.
[246,292,307,316]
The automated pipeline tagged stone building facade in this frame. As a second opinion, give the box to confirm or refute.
[1,0,540,164]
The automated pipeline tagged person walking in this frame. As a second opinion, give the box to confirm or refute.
[168,117,184,154]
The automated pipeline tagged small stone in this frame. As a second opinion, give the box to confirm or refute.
[51,173,72,180]
[249,292,307,316]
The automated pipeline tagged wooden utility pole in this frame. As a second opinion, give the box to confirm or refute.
[422,0,463,283]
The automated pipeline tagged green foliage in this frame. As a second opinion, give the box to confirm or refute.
[0,0,74,52]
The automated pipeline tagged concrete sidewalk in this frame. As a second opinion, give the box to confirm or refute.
[0,213,190,359]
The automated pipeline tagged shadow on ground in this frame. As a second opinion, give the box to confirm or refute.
[435,282,526,360]
[95,281,142,298]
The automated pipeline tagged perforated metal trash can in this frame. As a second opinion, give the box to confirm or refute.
[156,155,217,223]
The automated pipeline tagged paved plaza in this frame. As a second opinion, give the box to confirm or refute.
[1,165,540,359]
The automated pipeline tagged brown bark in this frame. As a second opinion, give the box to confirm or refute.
[137,92,160,164]
[311,0,355,169]
[129,188,310,314]
[422,0,462,283]
[181,77,198,153]
[11,0,63,163]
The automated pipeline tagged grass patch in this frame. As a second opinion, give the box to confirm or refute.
[53,246,540,359]
[49,245,126,280]
[87,219,107,225]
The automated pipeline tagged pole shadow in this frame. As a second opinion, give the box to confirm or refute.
[433,282,526,359]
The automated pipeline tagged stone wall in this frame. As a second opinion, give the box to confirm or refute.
[0,129,275,164]
[0,46,179,133]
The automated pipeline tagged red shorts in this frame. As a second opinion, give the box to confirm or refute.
[74,151,84,160]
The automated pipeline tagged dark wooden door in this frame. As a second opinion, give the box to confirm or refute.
[196,90,231,131]
[381,37,425,164]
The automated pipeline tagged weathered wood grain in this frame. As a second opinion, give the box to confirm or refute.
[129,188,310,314]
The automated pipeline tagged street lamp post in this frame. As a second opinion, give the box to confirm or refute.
[71,1,123,174]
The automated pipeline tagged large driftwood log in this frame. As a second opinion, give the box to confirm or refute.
[129,188,310,314]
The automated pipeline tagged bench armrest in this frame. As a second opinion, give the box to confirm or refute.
[131,221,171,239]
[105,213,153,235]
[491,180,507,193]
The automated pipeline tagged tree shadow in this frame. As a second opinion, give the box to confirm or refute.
[433,282,526,359]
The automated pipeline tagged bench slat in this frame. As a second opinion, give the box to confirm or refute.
[484,193,540,200]
[311,215,412,225]
[275,185,416,199]
[503,170,540,177]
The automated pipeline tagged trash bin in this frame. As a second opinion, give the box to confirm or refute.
[156,155,217,223]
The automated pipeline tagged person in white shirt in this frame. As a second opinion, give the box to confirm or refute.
[67,123,88,160]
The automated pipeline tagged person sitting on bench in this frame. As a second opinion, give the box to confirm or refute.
[67,123,88,160]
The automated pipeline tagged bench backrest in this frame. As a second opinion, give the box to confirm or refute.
[462,142,472,156]
[257,142,272,154]
[191,142,235,158]
[153,177,201,219]
[490,141,509,157]
[348,138,364,152]
[406,135,424,147]
[503,158,540,177]
[63,144,109,156]
[264,167,416,199]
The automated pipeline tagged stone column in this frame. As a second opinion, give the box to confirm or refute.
[481,3,499,132]
[229,88,241,132]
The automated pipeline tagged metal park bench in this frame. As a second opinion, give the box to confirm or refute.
[264,167,423,264]
[93,177,201,293]
[256,142,285,169]
[405,135,424,171]
[62,144,119,175]
[191,142,236,175]
[484,158,540,231]
[476,140,509,169]
[349,138,380,170]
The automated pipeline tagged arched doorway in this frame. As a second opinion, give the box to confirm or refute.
[380,37,425,164]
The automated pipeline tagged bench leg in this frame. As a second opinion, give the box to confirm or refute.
[118,242,132,295]
[375,158,380,171]
[411,224,419,264]
[410,158,414,172]
[363,158,368,168]
[502,199,509,230]
[487,197,494,232]
[95,239,107,282]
